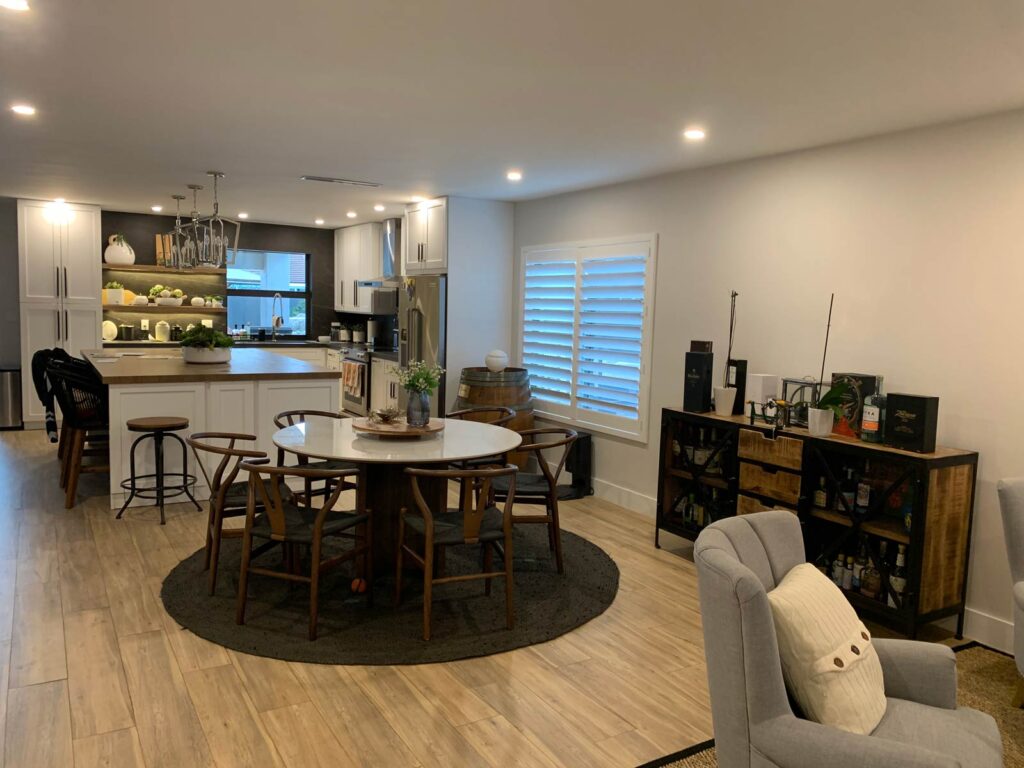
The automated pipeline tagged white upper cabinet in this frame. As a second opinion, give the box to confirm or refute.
[334,222,383,313]
[18,199,101,304]
[404,198,447,274]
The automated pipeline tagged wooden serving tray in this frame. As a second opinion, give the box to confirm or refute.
[351,418,446,439]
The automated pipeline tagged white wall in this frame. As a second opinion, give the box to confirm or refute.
[446,197,515,412]
[513,109,1024,651]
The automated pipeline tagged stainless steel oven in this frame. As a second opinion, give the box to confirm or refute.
[341,347,369,416]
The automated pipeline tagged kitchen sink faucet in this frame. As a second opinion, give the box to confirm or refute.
[271,293,284,341]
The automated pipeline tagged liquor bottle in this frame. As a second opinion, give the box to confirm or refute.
[855,471,871,516]
[842,556,854,591]
[888,544,907,608]
[901,483,916,533]
[861,394,885,443]
[685,493,696,524]
[839,468,857,513]
[832,552,846,585]
[860,555,881,599]
[693,428,709,467]
[694,495,705,527]
[813,476,828,509]
[852,539,867,591]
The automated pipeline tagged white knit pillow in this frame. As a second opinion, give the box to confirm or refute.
[767,563,886,735]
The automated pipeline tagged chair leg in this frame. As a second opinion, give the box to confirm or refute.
[64,429,85,509]
[1014,677,1024,708]
[423,542,433,642]
[235,528,254,626]
[207,508,224,596]
[394,516,405,608]
[154,432,166,525]
[483,543,493,596]
[309,537,322,641]
[203,503,215,571]
[504,533,515,630]
[549,495,565,575]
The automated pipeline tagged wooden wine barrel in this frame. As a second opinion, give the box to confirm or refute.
[453,367,534,469]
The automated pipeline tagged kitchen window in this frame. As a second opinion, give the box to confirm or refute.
[227,250,310,337]
[520,234,657,442]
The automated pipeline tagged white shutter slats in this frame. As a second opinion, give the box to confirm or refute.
[521,240,654,440]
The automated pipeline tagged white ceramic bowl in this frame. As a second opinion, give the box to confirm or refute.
[156,297,184,306]
[182,347,231,364]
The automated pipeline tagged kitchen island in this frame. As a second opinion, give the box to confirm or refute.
[85,348,341,508]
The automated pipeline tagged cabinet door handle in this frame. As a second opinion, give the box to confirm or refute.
[63,267,68,297]
[56,309,61,342]
[55,267,60,298]
[64,310,69,344]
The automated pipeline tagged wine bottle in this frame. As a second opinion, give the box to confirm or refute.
[832,552,846,585]
[840,467,857,512]
[888,544,907,608]
[813,476,828,509]
[842,556,854,591]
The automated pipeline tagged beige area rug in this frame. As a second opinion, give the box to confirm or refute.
[641,643,1023,768]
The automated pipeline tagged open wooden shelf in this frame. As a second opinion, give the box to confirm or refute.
[103,304,226,314]
[101,263,226,275]
[667,467,730,490]
[809,507,911,544]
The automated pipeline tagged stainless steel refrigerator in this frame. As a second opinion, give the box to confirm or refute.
[398,275,447,416]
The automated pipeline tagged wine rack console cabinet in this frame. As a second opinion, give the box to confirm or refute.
[657,407,978,638]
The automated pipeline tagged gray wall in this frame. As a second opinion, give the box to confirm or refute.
[513,108,1024,652]
[0,199,20,367]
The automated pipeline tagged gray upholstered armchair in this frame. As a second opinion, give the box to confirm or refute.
[695,510,1002,768]
[998,477,1024,705]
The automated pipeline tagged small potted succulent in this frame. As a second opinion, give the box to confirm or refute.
[103,281,125,306]
[180,325,234,364]
[394,361,445,427]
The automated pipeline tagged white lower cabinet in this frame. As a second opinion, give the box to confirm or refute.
[370,357,400,412]
[258,347,327,366]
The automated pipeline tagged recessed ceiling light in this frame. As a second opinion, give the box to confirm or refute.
[10,104,35,116]
[683,127,706,141]
[0,1,30,11]
[373,204,385,212]
[237,212,249,219]
[314,218,325,226]
[506,169,523,182]
[346,211,357,219]
[150,205,163,213]
[410,195,425,203]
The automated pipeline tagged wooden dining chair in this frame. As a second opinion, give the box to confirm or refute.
[396,465,518,641]
[273,409,358,504]
[236,463,371,640]
[188,432,273,595]
[446,406,516,427]
[47,359,110,509]
[492,428,577,574]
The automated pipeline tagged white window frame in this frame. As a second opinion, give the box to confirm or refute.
[517,233,658,444]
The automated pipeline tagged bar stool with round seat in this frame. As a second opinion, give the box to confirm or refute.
[116,416,201,525]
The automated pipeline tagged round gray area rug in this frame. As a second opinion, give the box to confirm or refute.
[161,525,619,664]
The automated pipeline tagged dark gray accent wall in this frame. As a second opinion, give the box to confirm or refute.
[101,212,335,337]
[0,199,20,367]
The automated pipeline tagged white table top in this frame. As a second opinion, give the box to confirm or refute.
[272,417,523,465]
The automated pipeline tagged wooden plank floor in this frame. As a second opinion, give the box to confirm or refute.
[0,431,712,768]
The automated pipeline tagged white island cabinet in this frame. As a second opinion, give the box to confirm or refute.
[84,348,341,509]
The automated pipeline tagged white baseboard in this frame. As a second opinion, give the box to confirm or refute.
[591,475,657,517]
[964,607,1014,654]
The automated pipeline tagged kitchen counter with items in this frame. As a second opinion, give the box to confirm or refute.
[85,347,341,509]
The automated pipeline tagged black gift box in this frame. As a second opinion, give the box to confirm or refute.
[683,351,713,412]
[885,393,939,453]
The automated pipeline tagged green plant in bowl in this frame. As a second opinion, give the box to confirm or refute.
[179,326,234,349]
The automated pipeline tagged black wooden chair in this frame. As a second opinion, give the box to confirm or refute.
[236,463,371,640]
[273,410,358,504]
[396,465,518,641]
[492,428,577,574]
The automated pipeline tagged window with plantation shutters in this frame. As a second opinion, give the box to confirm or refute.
[520,235,657,442]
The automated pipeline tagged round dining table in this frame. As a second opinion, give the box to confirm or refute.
[272,416,523,574]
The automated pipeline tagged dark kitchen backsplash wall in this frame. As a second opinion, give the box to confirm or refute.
[101,211,335,338]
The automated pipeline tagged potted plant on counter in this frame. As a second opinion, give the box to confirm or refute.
[395,361,445,427]
[180,325,234,364]
[807,381,848,437]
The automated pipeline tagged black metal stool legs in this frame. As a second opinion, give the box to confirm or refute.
[116,428,200,525]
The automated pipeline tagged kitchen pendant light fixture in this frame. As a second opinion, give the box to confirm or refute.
[197,171,240,268]
[166,194,189,268]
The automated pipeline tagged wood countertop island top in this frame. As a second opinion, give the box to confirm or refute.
[84,348,341,385]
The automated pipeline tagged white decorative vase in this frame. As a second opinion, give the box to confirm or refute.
[807,407,835,437]
[103,234,135,265]
[338,329,351,341]
[352,331,366,343]
[485,349,509,373]
[154,320,171,342]
[105,288,125,306]
[190,296,205,307]
[713,387,737,416]
[182,347,231,364]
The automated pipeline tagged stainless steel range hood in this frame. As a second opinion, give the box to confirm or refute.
[357,218,401,286]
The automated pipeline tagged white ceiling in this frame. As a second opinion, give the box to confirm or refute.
[2,0,1024,227]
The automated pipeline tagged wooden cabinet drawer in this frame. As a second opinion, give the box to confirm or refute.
[739,461,802,505]
[738,428,803,470]
[737,494,797,516]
